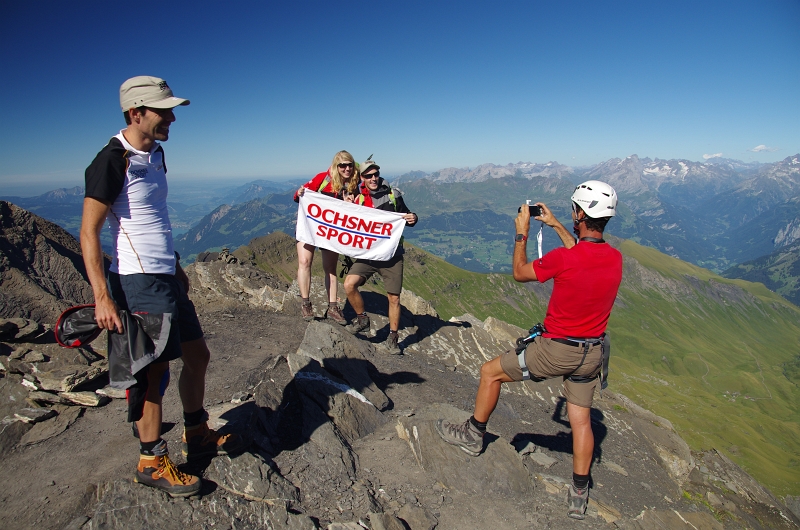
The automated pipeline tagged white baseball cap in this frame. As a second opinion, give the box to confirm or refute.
[120,76,190,111]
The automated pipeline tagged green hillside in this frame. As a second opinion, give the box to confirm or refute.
[241,232,800,496]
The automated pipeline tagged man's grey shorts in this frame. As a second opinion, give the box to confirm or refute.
[499,337,602,408]
[107,272,204,363]
[349,249,404,294]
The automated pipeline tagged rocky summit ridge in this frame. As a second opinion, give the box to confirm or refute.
[0,205,799,529]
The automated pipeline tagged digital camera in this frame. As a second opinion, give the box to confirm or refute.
[518,201,542,217]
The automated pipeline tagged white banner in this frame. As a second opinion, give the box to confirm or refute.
[295,191,406,261]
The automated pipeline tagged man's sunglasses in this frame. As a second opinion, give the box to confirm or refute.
[362,172,380,179]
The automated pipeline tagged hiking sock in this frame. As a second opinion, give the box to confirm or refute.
[301,297,311,306]
[140,438,166,456]
[468,416,487,434]
[183,408,207,429]
[572,472,590,491]
[389,329,398,336]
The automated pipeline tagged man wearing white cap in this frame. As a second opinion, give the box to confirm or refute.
[80,76,245,497]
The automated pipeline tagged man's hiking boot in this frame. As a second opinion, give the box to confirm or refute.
[182,422,249,460]
[301,301,314,322]
[567,484,589,519]
[383,332,401,355]
[346,314,370,335]
[135,453,201,498]
[325,304,347,325]
[434,418,484,456]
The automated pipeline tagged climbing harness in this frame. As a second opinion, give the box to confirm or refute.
[515,323,546,381]
[515,324,610,390]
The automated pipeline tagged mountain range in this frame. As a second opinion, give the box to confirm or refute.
[3,153,799,305]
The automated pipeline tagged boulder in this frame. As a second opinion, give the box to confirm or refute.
[294,321,389,411]
[288,354,387,444]
[400,289,438,318]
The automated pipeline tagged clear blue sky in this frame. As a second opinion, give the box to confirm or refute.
[1,1,798,195]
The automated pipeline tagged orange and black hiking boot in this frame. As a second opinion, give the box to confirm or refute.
[182,422,249,460]
[135,452,201,497]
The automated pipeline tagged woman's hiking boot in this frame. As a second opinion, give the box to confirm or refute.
[135,443,201,498]
[434,418,484,456]
[301,301,314,322]
[383,332,401,355]
[181,422,249,460]
[325,303,347,325]
[345,314,370,335]
[567,484,589,519]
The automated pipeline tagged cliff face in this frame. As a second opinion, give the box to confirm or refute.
[0,201,95,323]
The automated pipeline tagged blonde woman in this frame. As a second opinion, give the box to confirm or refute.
[293,150,359,323]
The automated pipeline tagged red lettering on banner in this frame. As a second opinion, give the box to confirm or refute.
[357,219,373,233]
[353,235,365,248]
[317,225,327,237]
[308,203,321,218]
[381,223,392,236]
[334,212,348,226]
[327,228,339,240]
[365,237,376,249]
[339,232,352,245]
[347,216,357,230]
[322,209,334,223]
[370,222,383,235]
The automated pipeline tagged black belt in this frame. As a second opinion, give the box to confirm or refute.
[550,337,602,347]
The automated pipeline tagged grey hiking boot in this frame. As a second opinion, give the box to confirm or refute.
[325,304,347,325]
[434,418,484,456]
[383,332,401,355]
[300,301,314,322]
[567,484,589,519]
[345,314,370,334]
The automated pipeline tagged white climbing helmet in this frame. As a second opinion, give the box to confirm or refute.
[571,180,617,218]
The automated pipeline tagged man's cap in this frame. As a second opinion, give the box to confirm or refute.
[361,159,380,175]
[120,76,190,111]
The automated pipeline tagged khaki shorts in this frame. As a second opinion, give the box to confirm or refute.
[499,337,602,408]
[349,249,404,294]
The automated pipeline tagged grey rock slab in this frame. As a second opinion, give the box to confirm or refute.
[208,452,299,504]
[58,391,110,407]
[288,353,387,444]
[33,364,106,392]
[14,407,57,423]
[369,512,406,530]
[21,350,45,362]
[14,319,43,341]
[27,390,68,405]
[396,403,533,497]
[399,289,438,318]
[87,480,317,530]
[294,321,389,411]
[96,385,127,399]
[529,452,558,468]
[327,524,363,530]
[397,503,438,530]
[19,405,81,445]
[0,418,32,454]
[483,316,525,347]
